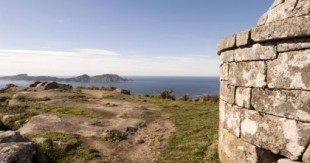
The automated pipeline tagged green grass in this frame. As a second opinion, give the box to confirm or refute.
[15,95,50,102]
[101,92,219,162]
[3,111,38,130]
[148,97,219,163]
[0,104,28,114]
[28,132,79,147]
[60,148,101,163]
[1,103,100,121]
[28,103,102,119]
[27,132,101,163]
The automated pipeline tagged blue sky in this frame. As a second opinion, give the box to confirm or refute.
[0,0,272,76]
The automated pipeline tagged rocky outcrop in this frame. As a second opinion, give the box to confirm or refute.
[1,84,25,92]
[217,0,310,162]
[34,81,72,91]
[0,131,47,163]
[0,121,5,131]
[115,88,131,95]
[0,96,7,102]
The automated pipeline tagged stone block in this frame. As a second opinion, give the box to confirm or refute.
[267,49,310,90]
[224,105,241,137]
[236,30,251,47]
[295,0,310,15]
[220,63,229,81]
[252,89,310,122]
[269,0,285,9]
[277,159,302,163]
[218,148,233,163]
[278,38,310,52]
[219,128,277,163]
[229,61,266,87]
[241,110,310,160]
[257,13,268,26]
[257,0,310,25]
[217,35,236,53]
[234,43,276,61]
[252,16,310,42]
[263,0,297,24]
[303,145,310,163]
[220,50,234,63]
[235,87,251,108]
[220,81,235,104]
[219,100,226,127]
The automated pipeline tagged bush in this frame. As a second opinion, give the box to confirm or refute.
[103,130,127,142]
[101,86,117,91]
[159,90,175,100]
[178,94,191,101]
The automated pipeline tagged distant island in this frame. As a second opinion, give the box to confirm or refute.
[0,74,130,83]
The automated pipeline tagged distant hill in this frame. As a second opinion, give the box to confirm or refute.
[0,74,130,83]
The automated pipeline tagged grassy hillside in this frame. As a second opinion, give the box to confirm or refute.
[0,88,219,162]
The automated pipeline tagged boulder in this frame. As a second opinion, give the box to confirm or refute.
[0,96,7,102]
[35,81,72,91]
[115,88,131,95]
[2,115,19,124]
[5,84,18,89]
[2,84,25,92]
[0,131,29,143]
[0,142,48,163]
[0,131,48,163]
[29,81,42,87]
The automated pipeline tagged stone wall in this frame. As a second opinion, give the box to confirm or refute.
[217,0,310,162]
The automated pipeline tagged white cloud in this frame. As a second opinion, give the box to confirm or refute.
[0,48,219,76]
[75,49,120,56]
[0,49,119,57]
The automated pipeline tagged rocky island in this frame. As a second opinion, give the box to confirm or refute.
[0,74,130,83]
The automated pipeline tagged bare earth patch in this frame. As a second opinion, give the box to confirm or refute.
[11,89,176,162]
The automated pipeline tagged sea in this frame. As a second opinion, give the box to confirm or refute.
[0,76,220,98]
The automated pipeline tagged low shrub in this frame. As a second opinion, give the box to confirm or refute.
[178,94,191,101]
[103,130,127,142]
[159,89,175,100]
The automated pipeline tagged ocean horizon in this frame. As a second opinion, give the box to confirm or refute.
[0,76,220,97]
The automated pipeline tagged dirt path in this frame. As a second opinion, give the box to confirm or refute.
[15,89,175,162]
[80,118,175,163]
[80,90,176,162]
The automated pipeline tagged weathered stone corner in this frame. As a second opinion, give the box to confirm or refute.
[218,0,310,162]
